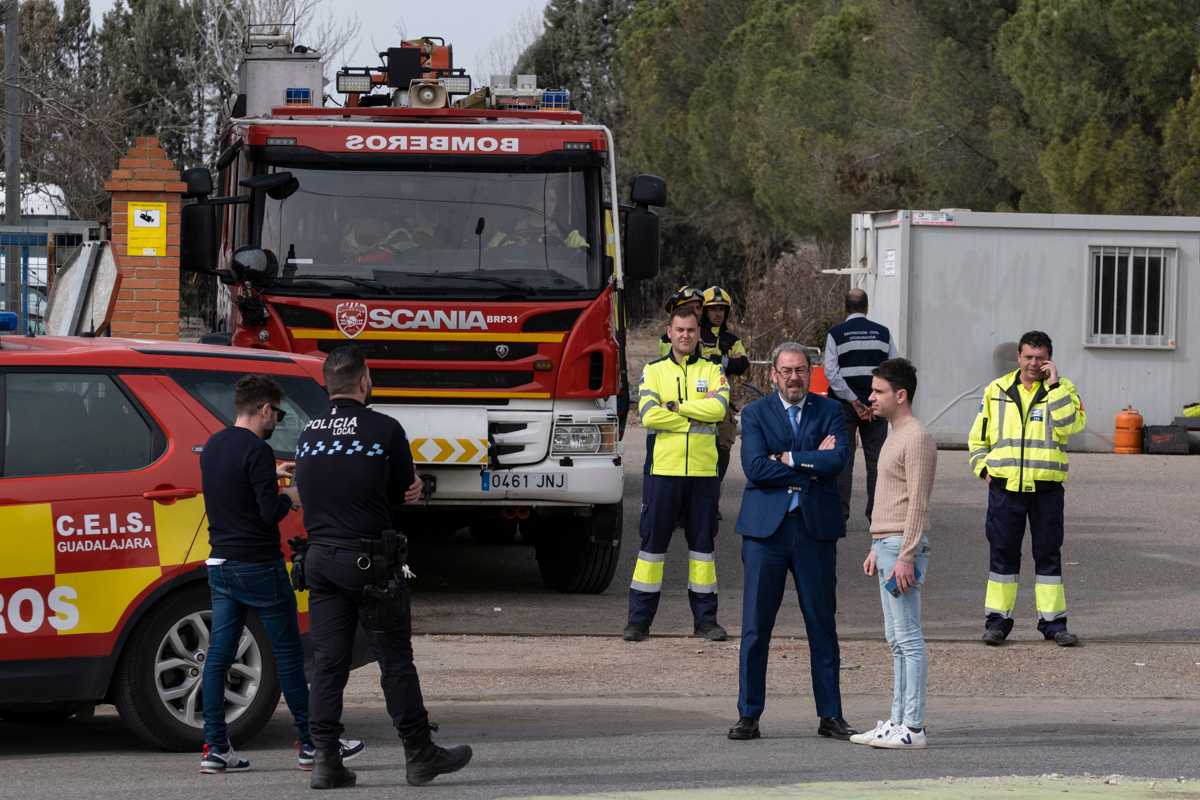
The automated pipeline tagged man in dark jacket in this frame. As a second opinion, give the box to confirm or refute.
[198,374,363,774]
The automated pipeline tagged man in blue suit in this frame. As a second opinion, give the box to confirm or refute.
[728,342,859,742]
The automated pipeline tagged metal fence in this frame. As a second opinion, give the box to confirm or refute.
[0,222,102,334]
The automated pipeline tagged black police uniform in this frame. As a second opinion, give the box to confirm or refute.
[294,398,429,752]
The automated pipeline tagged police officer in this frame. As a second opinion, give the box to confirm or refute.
[700,286,750,482]
[968,331,1086,647]
[295,346,472,789]
[625,305,730,642]
[657,286,705,357]
[824,289,897,522]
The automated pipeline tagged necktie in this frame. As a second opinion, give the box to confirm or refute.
[787,404,801,512]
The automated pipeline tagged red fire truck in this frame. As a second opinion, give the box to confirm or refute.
[180,32,665,594]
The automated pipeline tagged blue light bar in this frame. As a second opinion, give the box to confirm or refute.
[0,311,17,333]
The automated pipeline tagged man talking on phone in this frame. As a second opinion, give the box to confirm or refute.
[968,331,1086,647]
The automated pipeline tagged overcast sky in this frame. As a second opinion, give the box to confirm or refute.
[82,0,548,86]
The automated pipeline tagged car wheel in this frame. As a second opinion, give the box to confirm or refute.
[113,586,281,751]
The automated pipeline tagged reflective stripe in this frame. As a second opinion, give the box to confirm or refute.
[1035,581,1067,616]
[1037,609,1068,621]
[985,458,1068,473]
[993,438,1064,452]
[688,550,715,562]
[985,607,1014,619]
[985,578,1018,615]
[969,449,989,467]
[688,422,717,435]
[839,365,878,378]
[640,399,660,412]
[988,572,1017,583]
[1055,411,1077,427]
[631,553,665,591]
[688,555,717,591]
[836,339,891,355]
[1048,395,1073,412]
[712,393,730,410]
[1034,574,1062,584]
[639,388,661,401]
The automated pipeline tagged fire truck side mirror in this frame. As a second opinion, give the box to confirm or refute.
[629,174,667,208]
[180,203,217,273]
[623,207,660,281]
[230,246,279,288]
[240,172,300,201]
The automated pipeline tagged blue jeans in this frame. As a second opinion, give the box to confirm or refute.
[203,559,310,748]
[873,535,930,728]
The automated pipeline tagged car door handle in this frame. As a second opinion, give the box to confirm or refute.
[143,487,200,502]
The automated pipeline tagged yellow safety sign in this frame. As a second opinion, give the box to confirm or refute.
[127,202,168,256]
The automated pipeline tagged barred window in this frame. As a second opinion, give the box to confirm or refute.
[1086,246,1177,348]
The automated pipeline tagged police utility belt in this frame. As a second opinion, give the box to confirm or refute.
[289,530,414,598]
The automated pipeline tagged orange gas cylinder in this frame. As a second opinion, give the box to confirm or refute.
[1114,405,1143,454]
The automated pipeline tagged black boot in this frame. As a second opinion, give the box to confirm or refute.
[404,730,473,786]
[310,748,356,790]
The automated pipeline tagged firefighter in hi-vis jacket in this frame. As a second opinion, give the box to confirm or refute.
[968,330,1086,648]
[625,305,730,644]
[700,286,750,482]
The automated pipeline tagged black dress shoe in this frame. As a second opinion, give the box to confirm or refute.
[728,717,760,740]
[817,716,858,740]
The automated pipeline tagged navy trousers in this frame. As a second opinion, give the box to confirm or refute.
[628,474,720,629]
[738,512,842,720]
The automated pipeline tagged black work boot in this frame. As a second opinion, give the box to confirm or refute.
[404,729,473,786]
[310,748,356,790]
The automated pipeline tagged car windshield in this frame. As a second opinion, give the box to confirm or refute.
[258,167,602,297]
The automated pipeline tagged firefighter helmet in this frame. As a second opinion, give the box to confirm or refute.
[663,285,704,313]
[703,286,732,308]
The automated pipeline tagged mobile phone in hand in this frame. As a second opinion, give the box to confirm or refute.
[884,565,923,597]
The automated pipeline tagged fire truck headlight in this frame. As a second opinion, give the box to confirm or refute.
[337,72,373,94]
[551,423,617,455]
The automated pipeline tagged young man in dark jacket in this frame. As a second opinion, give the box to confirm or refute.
[198,374,363,774]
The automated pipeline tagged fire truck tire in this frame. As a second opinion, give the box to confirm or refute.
[112,586,282,752]
[532,501,621,594]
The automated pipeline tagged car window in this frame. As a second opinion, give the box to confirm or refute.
[2,373,163,477]
[169,370,328,458]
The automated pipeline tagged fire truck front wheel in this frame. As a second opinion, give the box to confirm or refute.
[112,586,282,751]
[530,501,622,594]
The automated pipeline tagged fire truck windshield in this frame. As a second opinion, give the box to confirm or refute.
[258,167,602,297]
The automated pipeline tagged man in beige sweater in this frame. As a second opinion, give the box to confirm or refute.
[851,358,937,750]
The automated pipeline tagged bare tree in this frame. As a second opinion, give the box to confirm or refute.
[475,6,543,84]
[189,0,361,165]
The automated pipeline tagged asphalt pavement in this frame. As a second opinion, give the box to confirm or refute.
[407,436,1200,642]
[2,695,1197,799]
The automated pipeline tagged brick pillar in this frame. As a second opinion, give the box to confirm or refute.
[104,136,186,340]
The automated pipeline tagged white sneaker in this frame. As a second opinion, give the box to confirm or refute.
[849,719,895,745]
[869,724,927,749]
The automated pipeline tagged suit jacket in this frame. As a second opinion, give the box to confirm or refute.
[735,392,850,541]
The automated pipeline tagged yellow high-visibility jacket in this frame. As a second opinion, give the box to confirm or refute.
[638,352,729,476]
[968,369,1086,492]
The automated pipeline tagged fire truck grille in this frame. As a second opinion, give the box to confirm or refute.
[315,340,539,361]
[371,369,534,390]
